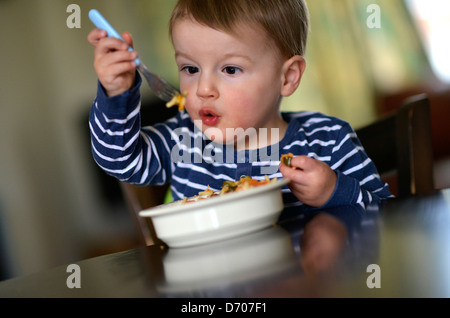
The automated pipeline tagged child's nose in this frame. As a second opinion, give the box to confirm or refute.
[196,74,218,99]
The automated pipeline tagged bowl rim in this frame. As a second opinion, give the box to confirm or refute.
[139,178,290,218]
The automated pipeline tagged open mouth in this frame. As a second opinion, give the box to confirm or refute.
[199,109,220,126]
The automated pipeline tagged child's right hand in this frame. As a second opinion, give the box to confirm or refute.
[87,28,138,97]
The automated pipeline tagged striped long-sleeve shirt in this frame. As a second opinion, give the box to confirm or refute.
[89,76,392,217]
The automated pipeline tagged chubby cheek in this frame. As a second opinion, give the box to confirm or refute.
[224,91,258,126]
[183,94,198,119]
[179,81,195,106]
[232,104,267,132]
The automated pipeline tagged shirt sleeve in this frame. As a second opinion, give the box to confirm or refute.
[321,119,393,209]
[88,74,174,186]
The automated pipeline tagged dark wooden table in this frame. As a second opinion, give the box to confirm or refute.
[1,189,449,300]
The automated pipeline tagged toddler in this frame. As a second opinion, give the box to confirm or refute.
[87,0,392,217]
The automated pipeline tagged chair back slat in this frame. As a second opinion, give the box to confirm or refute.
[356,93,434,197]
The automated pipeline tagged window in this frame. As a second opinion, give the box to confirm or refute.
[405,0,450,83]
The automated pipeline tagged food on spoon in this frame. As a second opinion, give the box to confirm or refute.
[166,91,187,111]
[280,153,294,167]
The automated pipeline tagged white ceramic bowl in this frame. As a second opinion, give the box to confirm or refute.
[139,178,289,248]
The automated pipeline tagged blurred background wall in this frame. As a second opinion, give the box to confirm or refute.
[0,0,449,280]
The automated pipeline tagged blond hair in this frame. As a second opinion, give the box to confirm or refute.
[169,0,309,58]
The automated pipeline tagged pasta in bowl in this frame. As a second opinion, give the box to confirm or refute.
[139,177,289,248]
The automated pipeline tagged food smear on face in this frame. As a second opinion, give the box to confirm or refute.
[179,175,277,204]
[166,91,187,111]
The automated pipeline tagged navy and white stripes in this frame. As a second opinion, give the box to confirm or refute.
[89,79,392,214]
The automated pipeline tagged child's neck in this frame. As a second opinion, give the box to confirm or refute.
[234,119,289,151]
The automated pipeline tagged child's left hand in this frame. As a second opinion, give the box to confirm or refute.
[279,155,337,207]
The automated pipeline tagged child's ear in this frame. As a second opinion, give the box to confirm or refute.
[280,55,306,97]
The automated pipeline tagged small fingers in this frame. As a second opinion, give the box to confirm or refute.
[122,32,134,48]
[94,50,137,80]
[279,162,307,185]
[289,155,315,171]
[101,61,137,80]
[94,37,131,58]
[87,28,107,46]
[95,49,137,65]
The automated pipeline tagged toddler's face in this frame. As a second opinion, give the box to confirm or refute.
[172,19,288,149]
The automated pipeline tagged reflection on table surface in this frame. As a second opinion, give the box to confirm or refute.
[0,189,449,298]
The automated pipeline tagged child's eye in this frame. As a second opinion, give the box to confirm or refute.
[223,66,241,75]
[181,66,199,74]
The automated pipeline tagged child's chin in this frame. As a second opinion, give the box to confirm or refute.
[201,128,230,144]
[202,128,258,149]
[206,134,233,146]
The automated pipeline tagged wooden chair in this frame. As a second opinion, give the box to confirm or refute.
[119,182,169,246]
[355,93,434,197]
